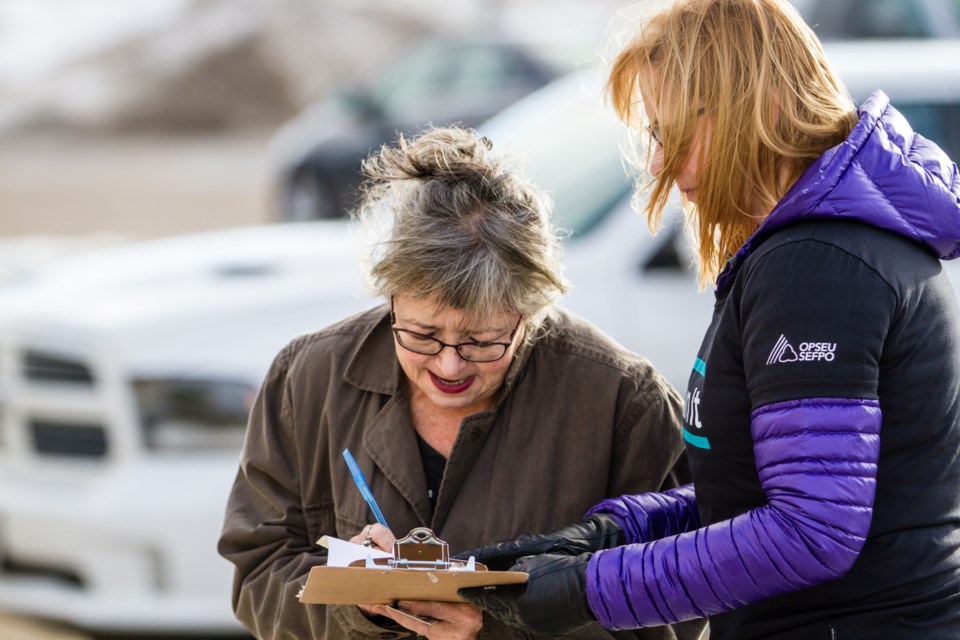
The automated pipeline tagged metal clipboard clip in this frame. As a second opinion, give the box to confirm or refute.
[351,527,479,572]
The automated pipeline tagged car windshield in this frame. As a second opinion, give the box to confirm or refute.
[801,0,960,39]
[359,40,549,122]
[480,73,633,237]
[896,102,960,159]
[849,0,927,38]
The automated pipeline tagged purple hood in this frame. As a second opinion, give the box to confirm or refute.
[718,91,960,290]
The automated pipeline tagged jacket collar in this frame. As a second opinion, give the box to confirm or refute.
[342,306,403,395]
[341,304,538,529]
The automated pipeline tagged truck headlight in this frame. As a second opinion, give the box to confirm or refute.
[133,378,256,451]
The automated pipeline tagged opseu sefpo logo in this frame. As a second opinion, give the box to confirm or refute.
[767,335,837,365]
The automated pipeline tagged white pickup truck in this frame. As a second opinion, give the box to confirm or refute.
[1,39,959,635]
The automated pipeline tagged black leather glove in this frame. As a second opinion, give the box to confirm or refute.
[453,513,623,570]
[459,552,596,638]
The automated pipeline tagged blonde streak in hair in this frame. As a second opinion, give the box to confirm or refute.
[649,8,716,280]
[641,63,675,233]
[765,28,833,153]
[605,45,648,139]
[749,3,848,208]
[647,62,682,233]
[747,7,790,212]
[714,42,776,277]
[761,1,855,189]
[699,6,753,280]
[682,3,735,284]
[607,50,640,125]
[608,40,668,233]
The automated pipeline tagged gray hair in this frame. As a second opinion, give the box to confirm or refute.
[355,126,568,338]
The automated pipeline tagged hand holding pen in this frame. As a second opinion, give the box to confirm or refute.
[342,447,402,621]
[341,449,483,634]
[343,447,390,528]
[343,448,394,551]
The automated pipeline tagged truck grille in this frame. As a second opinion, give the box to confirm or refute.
[22,350,95,384]
[0,558,83,589]
[30,420,108,458]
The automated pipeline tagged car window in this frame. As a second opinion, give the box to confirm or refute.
[846,0,926,38]
[526,132,632,238]
[371,42,467,113]
[480,75,633,238]
[449,46,527,92]
[807,0,935,39]
[894,102,960,160]
[369,42,548,118]
[950,0,960,28]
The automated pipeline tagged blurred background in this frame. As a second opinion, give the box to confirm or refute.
[0,2,626,639]
[0,0,620,262]
[0,1,958,639]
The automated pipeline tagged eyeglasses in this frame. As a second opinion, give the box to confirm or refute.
[647,107,705,147]
[390,297,523,363]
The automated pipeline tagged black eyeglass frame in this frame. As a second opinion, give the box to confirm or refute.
[647,107,706,147]
[389,296,523,363]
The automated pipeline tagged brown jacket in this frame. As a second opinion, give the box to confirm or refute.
[218,305,701,640]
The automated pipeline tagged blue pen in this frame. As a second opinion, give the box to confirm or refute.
[342,448,390,529]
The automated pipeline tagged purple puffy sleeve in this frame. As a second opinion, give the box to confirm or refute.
[585,484,699,543]
[585,397,881,629]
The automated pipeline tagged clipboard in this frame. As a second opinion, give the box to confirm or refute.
[298,527,528,605]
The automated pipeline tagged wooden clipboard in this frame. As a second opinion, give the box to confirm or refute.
[298,527,527,605]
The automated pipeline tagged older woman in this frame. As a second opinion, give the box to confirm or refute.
[217,127,699,640]
[459,1,960,638]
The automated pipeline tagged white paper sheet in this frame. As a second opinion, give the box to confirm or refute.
[317,535,392,567]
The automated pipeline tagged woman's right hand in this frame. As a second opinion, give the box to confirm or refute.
[348,524,397,618]
[348,522,396,550]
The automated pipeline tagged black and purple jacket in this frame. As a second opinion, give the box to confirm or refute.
[584,91,960,638]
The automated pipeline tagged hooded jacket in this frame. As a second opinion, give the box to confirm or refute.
[583,92,960,638]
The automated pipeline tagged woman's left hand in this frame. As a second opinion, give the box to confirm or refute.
[367,600,483,640]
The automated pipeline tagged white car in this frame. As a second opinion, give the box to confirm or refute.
[1,40,959,634]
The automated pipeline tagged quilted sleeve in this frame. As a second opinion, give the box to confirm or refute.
[585,484,699,544]
[585,397,881,629]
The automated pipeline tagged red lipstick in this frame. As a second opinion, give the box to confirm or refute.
[429,371,474,394]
